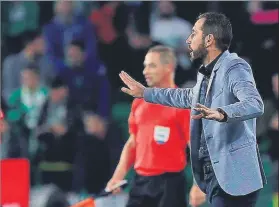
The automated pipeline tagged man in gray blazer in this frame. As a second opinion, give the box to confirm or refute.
[119,12,266,207]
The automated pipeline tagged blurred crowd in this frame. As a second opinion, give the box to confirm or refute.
[0,0,278,204]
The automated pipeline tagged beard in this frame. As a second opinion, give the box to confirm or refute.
[189,42,208,63]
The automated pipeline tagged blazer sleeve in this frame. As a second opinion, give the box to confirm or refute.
[218,62,264,123]
[143,87,193,109]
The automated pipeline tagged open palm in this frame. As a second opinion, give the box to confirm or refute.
[119,71,146,98]
[192,103,224,121]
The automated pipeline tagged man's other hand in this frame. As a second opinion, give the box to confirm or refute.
[192,103,225,122]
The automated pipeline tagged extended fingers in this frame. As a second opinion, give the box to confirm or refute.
[194,103,209,112]
[204,114,215,120]
[121,87,133,95]
[192,112,217,120]
[196,103,209,110]
[121,71,136,82]
[191,114,203,120]
[120,71,137,86]
[119,72,131,86]
[120,71,140,90]
[194,107,210,114]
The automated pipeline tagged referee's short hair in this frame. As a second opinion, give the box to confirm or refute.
[148,45,177,69]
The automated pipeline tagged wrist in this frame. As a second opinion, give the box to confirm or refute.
[141,87,146,98]
[112,174,125,181]
[219,112,224,121]
[217,108,227,122]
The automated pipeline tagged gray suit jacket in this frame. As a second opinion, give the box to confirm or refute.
[143,50,266,196]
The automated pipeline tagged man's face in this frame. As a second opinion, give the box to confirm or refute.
[33,36,45,55]
[55,1,73,17]
[143,52,171,87]
[51,87,68,103]
[186,18,208,62]
[21,70,39,89]
[84,114,106,139]
[67,45,84,67]
[158,1,175,18]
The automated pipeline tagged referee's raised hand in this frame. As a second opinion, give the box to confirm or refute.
[119,71,146,98]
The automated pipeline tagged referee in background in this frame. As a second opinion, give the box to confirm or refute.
[106,45,205,207]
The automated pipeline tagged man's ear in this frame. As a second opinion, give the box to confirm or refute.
[205,34,214,47]
[166,64,174,73]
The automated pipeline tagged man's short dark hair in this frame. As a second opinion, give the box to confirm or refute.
[197,12,233,51]
[51,76,66,89]
[22,30,41,47]
[23,63,39,74]
[69,39,85,51]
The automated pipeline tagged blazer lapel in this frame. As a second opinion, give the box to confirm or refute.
[205,51,229,100]
[192,73,204,109]
[205,69,217,99]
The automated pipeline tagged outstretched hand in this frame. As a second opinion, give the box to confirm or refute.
[119,71,146,98]
[192,103,225,122]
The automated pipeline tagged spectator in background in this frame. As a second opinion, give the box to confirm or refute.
[256,74,278,141]
[71,111,124,194]
[0,108,8,134]
[126,6,162,86]
[6,65,48,159]
[59,40,110,118]
[89,2,132,92]
[43,1,99,72]
[0,98,9,156]
[2,30,53,103]
[255,72,278,207]
[268,73,278,204]
[82,113,112,194]
[245,1,278,100]
[130,1,196,86]
[35,77,79,192]
[150,1,193,71]
[270,73,278,131]
[90,2,120,45]
[0,107,9,158]
[1,1,40,54]
[73,1,95,17]
[0,96,8,116]
[128,32,161,86]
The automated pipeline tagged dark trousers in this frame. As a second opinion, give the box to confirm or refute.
[126,171,187,207]
[203,161,260,207]
[211,190,260,207]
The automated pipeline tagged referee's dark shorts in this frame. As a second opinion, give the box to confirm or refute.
[126,171,187,207]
